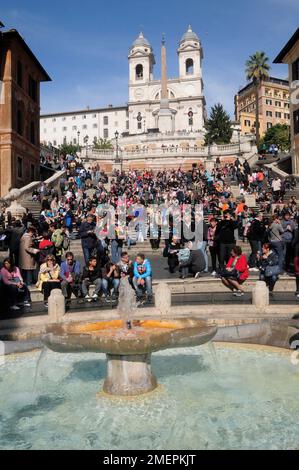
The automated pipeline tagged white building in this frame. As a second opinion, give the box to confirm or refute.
[40,26,206,147]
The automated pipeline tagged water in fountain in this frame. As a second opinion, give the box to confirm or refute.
[117,277,137,330]
[33,347,48,390]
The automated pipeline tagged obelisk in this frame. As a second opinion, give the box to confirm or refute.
[158,34,173,133]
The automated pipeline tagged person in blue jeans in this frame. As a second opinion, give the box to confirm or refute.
[133,253,153,302]
[101,262,121,301]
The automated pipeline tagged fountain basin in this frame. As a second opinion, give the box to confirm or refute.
[42,318,217,396]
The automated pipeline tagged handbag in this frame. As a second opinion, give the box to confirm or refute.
[219,268,239,279]
[265,265,281,277]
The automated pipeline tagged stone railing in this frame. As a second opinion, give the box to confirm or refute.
[2,170,66,210]
[91,141,257,162]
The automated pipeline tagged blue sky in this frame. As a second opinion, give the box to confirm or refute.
[2,0,298,117]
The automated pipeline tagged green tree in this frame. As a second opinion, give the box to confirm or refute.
[245,51,270,147]
[204,103,233,145]
[93,137,113,150]
[59,143,81,155]
[261,124,291,152]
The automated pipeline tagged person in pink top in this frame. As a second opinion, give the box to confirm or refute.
[0,257,31,310]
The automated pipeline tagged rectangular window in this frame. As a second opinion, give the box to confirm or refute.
[72,116,76,120]
[244,120,251,126]
[17,157,23,179]
[284,103,290,108]
[17,60,23,87]
[138,122,142,130]
[82,125,87,129]
[93,124,97,128]
[284,113,290,119]
[28,76,38,102]
[266,99,272,105]
[82,115,86,119]
[17,109,23,135]
[73,138,77,144]
[294,109,299,135]
[103,116,108,125]
[72,126,77,130]
[53,140,57,146]
[266,111,272,117]
[103,128,109,139]
[62,117,66,121]
[30,121,36,145]
[267,122,273,130]
[52,118,56,122]
[292,58,299,81]
[126,110,129,118]
[275,112,282,118]
[93,114,97,118]
[275,101,281,107]
[126,121,129,130]
[62,127,67,131]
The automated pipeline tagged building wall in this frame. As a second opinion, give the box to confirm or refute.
[286,44,299,173]
[0,35,46,196]
[40,107,128,147]
[235,78,290,137]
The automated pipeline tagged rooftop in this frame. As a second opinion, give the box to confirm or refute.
[0,29,51,81]
[237,76,289,96]
[274,28,299,63]
[41,104,128,118]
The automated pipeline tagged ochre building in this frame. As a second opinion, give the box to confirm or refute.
[0,29,51,196]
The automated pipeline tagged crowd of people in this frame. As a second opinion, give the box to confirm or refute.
[1,151,299,314]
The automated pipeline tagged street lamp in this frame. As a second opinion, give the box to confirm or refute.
[84,135,89,160]
[115,130,122,172]
[237,128,241,156]
[77,131,80,151]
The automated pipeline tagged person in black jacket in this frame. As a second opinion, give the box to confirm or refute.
[78,215,97,264]
[81,257,102,301]
[182,242,206,278]
[215,211,238,269]
[247,213,265,270]
[5,220,25,267]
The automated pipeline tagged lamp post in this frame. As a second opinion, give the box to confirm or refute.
[115,130,122,172]
[84,135,89,161]
[237,128,241,156]
[77,131,80,152]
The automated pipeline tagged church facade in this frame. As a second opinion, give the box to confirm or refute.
[40,26,206,147]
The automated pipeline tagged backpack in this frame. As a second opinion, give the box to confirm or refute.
[62,235,71,251]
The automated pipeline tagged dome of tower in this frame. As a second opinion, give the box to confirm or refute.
[180,25,200,44]
[132,32,151,49]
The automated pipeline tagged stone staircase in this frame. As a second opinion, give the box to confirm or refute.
[20,197,41,218]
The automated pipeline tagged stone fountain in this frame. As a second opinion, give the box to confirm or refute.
[42,278,217,397]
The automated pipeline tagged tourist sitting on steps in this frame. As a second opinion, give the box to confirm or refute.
[60,252,81,304]
[0,257,31,310]
[81,257,102,302]
[181,242,206,279]
[133,253,153,304]
[220,246,249,297]
[257,243,280,295]
[36,254,61,308]
[101,262,121,302]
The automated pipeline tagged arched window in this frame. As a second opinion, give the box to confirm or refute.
[136,64,143,80]
[186,58,194,75]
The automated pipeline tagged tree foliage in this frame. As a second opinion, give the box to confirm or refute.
[92,137,113,150]
[59,143,80,155]
[260,124,290,152]
[204,103,233,145]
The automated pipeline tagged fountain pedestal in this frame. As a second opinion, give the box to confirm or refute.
[103,354,157,396]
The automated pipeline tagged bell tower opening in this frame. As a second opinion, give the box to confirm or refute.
[186,58,194,75]
[136,64,144,80]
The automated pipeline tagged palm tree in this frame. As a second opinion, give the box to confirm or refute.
[245,51,270,147]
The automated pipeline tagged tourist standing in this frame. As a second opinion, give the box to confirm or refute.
[19,227,39,286]
[215,211,238,269]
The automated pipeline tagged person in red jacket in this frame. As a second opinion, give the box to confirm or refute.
[220,246,249,297]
